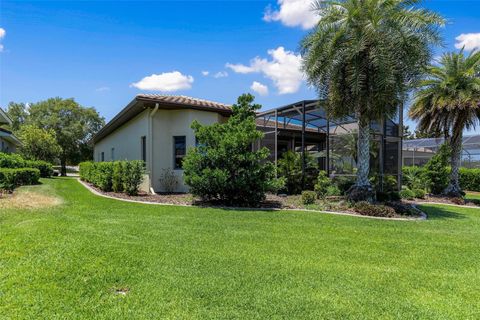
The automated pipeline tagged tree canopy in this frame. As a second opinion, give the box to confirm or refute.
[183,94,282,206]
[301,0,444,199]
[17,125,62,163]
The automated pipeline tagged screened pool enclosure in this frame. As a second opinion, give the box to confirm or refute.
[256,100,403,189]
[403,135,480,168]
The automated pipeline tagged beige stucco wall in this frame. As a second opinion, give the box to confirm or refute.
[0,137,18,153]
[151,109,227,192]
[93,107,228,193]
[94,111,149,162]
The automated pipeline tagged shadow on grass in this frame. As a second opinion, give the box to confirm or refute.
[419,205,467,220]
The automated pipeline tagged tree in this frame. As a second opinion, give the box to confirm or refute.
[27,98,105,176]
[18,125,62,163]
[5,102,29,132]
[183,94,282,206]
[409,50,480,196]
[301,0,443,201]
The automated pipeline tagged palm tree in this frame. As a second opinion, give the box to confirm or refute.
[409,50,480,196]
[301,0,443,200]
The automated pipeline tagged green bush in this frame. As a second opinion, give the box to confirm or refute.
[277,151,318,194]
[412,188,426,199]
[183,94,282,206]
[423,144,450,194]
[79,160,144,195]
[25,160,53,178]
[326,185,341,197]
[301,190,317,205]
[112,161,124,192]
[314,171,331,198]
[459,168,480,191]
[0,152,26,168]
[402,166,426,190]
[332,176,355,195]
[0,167,40,191]
[399,188,415,200]
[353,201,396,217]
[123,160,145,196]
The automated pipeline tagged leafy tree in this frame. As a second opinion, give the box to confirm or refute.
[183,94,282,206]
[17,125,62,163]
[27,97,104,176]
[301,0,443,200]
[409,50,480,196]
[5,102,29,132]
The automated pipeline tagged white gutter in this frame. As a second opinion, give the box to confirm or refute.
[148,103,159,194]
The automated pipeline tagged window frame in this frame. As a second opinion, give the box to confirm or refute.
[173,135,186,170]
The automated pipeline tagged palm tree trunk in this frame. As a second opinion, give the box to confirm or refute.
[444,128,463,196]
[356,114,371,187]
[347,112,374,202]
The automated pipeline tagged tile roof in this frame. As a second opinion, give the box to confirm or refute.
[136,94,232,112]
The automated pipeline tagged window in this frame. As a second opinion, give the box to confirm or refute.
[173,136,186,169]
[141,136,146,163]
[111,148,115,161]
[101,152,104,162]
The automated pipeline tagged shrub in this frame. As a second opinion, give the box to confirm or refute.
[326,185,341,197]
[399,188,415,200]
[112,161,124,192]
[0,152,26,168]
[95,162,114,192]
[412,188,425,199]
[0,167,40,191]
[385,201,418,216]
[314,171,331,198]
[79,160,144,195]
[353,201,396,217]
[459,168,480,191]
[402,166,427,190]
[423,144,450,194]
[301,190,317,205]
[123,160,145,196]
[183,94,282,206]
[277,151,318,194]
[332,176,355,195]
[159,168,178,193]
[388,191,401,201]
[25,160,53,178]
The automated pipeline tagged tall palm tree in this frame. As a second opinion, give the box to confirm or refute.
[301,0,443,200]
[409,50,480,196]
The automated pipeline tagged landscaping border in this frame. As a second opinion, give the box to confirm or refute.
[77,178,427,221]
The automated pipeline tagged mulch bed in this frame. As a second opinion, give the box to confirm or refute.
[82,181,424,219]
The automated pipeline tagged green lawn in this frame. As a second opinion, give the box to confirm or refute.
[1,178,479,319]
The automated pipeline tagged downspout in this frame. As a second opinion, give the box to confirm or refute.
[148,103,159,194]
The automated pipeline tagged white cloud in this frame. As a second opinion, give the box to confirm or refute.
[250,81,269,96]
[226,46,303,94]
[201,71,209,76]
[0,28,6,52]
[213,71,228,78]
[131,71,194,92]
[96,86,110,92]
[263,0,319,30]
[455,33,480,51]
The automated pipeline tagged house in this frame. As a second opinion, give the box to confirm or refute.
[0,107,22,153]
[94,94,403,193]
[93,94,232,192]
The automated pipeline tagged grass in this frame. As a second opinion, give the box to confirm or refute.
[465,191,480,201]
[1,178,479,319]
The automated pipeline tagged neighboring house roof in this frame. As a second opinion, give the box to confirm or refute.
[93,94,233,144]
[0,107,13,126]
[0,127,22,146]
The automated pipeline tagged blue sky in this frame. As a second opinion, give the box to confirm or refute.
[1,0,480,127]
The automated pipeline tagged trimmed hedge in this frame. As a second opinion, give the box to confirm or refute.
[403,166,480,192]
[0,153,53,178]
[459,168,480,192]
[0,168,40,191]
[79,160,145,195]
